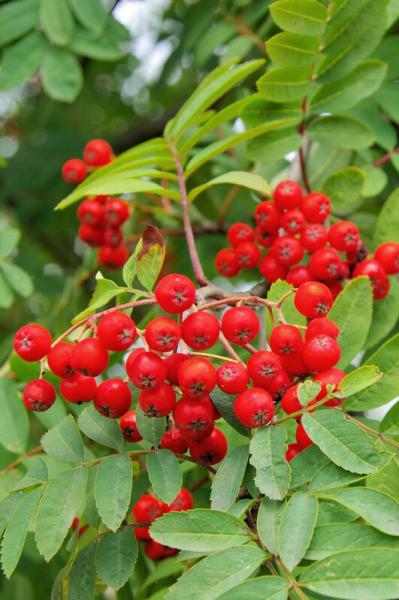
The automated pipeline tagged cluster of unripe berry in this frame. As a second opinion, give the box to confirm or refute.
[215,179,399,301]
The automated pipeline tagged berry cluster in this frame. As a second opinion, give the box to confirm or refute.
[215,179,399,301]
[61,138,113,184]
[132,489,193,560]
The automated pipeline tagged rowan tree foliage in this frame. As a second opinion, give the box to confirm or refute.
[1,1,399,599]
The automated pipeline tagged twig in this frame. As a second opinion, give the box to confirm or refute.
[373,147,399,168]
[275,557,310,600]
[219,332,244,364]
[0,446,42,477]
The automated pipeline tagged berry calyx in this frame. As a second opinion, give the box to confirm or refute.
[23,379,56,412]
[173,396,214,441]
[14,323,52,362]
[234,387,274,428]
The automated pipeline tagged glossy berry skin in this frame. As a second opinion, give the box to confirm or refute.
[300,223,328,253]
[125,348,144,374]
[94,378,132,418]
[215,248,240,277]
[71,338,109,376]
[353,259,389,300]
[216,361,249,394]
[234,387,274,428]
[235,242,261,269]
[313,368,345,407]
[326,280,344,300]
[309,247,343,281]
[273,179,302,211]
[47,341,75,378]
[254,227,278,248]
[271,236,304,267]
[280,351,307,377]
[329,221,359,252]
[145,317,181,352]
[97,311,137,351]
[169,488,193,511]
[138,382,176,417]
[178,357,216,399]
[373,277,390,300]
[221,306,260,346]
[103,227,124,248]
[173,397,214,441]
[305,317,339,341]
[301,192,330,223]
[133,495,167,523]
[285,443,302,461]
[160,427,188,454]
[286,266,313,287]
[227,223,254,246]
[260,254,288,283]
[254,201,280,232]
[247,351,283,387]
[296,422,313,449]
[155,274,196,314]
[303,335,341,372]
[23,379,56,412]
[98,244,129,269]
[145,541,177,560]
[83,139,113,166]
[78,223,104,247]
[77,198,104,226]
[61,158,87,184]
[104,199,130,227]
[270,324,303,357]
[127,351,166,390]
[281,383,301,416]
[181,312,220,350]
[265,369,291,400]
[120,410,142,442]
[281,210,305,234]
[60,373,97,404]
[134,526,151,541]
[294,282,333,318]
[164,353,188,385]
[375,242,399,274]
[14,323,52,362]
[189,428,227,465]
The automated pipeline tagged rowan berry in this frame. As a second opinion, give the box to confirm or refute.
[271,236,304,267]
[23,379,56,412]
[269,324,302,357]
[104,198,130,227]
[145,317,181,352]
[169,488,193,511]
[301,192,330,223]
[215,248,240,277]
[254,201,280,232]
[160,427,189,454]
[326,280,344,299]
[254,227,278,248]
[247,350,283,387]
[296,422,313,448]
[285,443,302,461]
[305,317,339,341]
[83,139,113,167]
[235,241,261,269]
[294,282,333,318]
[188,428,227,465]
[373,277,390,300]
[14,323,52,362]
[78,223,104,247]
[155,274,196,314]
[120,410,142,442]
[60,373,97,404]
[280,352,307,376]
[353,259,389,300]
[309,247,343,281]
[375,242,399,274]
[281,210,305,234]
[300,223,328,253]
[281,383,301,416]
[134,526,151,541]
[221,306,259,346]
[177,357,216,398]
[133,495,167,522]
[125,347,144,373]
[98,244,129,269]
[329,221,359,252]
[94,378,132,418]
[266,369,291,400]
[273,179,302,211]
[173,396,214,441]
[61,158,87,184]
[145,541,177,560]
[286,266,313,287]
[181,312,220,350]
[313,368,345,407]
[138,382,176,417]
[234,387,274,428]
[216,361,249,394]
[97,311,137,351]
[303,335,341,372]
[103,227,124,247]
[77,198,104,226]
[164,353,188,385]
[127,351,166,390]
[227,222,254,246]
[47,341,75,378]
[71,338,109,376]
[260,254,288,283]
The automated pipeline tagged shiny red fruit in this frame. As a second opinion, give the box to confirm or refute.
[78,223,104,247]
[94,378,132,418]
[71,338,109,376]
[189,428,227,465]
[138,382,176,417]
[305,317,339,341]
[145,317,181,352]
[273,180,302,211]
[216,361,249,394]
[14,323,52,362]
[260,254,288,283]
[375,242,399,274]
[300,223,328,253]
[181,311,220,350]
[247,350,283,387]
[328,221,359,252]
[303,335,341,372]
[353,259,389,300]
[281,210,305,234]
[269,324,303,357]
[286,266,313,287]
[169,488,193,511]
[83,139,113,167]
[164,353,188,385]
[296,422,313,448]
[160,427,189,454]
[98,244,129,269]
[301,192,330,223]
[285,443,302,461]
[221,306,260,346]
[127,351,166,390]
[235,242,261,269]
[61,158,87,184]
[309,247,343,281]
[271,236,304,267]
[294,282,333,318]
[98,311,137,351]
[215,248,240,277]
[155,274,196,314]
[173,396,214,441]
[47,341,75,378]
[23,379,56,412]
[178,357,217,399]
[227,222,254,246]
[60,373,97,404]
[77,198,104,226]
[104,198,130,227]
[234,387,274,428]
[120,410,142,443]
[313,367,346,407]
[254,201,280,232]
[281,383,301,416]
[133,495,167,523]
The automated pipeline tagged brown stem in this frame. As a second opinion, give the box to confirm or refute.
[373,147,399,168]
[219,332,244,363]
[0,446,42,477]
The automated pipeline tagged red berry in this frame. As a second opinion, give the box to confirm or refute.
[134,526,151,541]
[286,266,313,287]
[103,227,124,248]
[266,369,291,400]
[303,335,341,372]
[133,495,167,522]
[60,373,97,404]
[164,353,188,385]
[373,277,390,300]
[235,242,261,269]
[98,244,129,269]
[178,357,216,399]
[94,378,132,418]
[273,180,302,211]
[23,379,56,412]
[14,323,52,362]
[280,351,307,377]
[234,387,274,428]
[247,350,283,387]
[125,348,144,373]
[254,201,280,232]
[305,317,339,341]
[300,223,328,253]
[169,488,193,511]
[61,158,87,184]
[301,192,330,223]
[71,338,109,376]
[155,274,196,314]
[138,382,176,417]
[189,428,227,465]
[313,368,345,407]
[83,139,113,167]
[145,317,181,352]
[127,351,166,390]
[281,210,305,234]
[353,259,389,300]
[375,242,399,274]
[294,282,333,318]
[340,261,350,279]
[260,254,288,283]
[77,198,104,226]
[78,223,104,247]
[285,443,302,461]
[326,280,344,300]
[296,422,313,449]
[120,410,142,442]
[47,342,75,378]
[181,312,220,350]
[221,306,259,346]
[216,361,249,394]
[161,427,189,454]
[173,396,214,441]
[97,311,137,351]
[227,223,254,246]
[271,236,304,267]
[281,383,301,416]
[328,221,359,252]
[104,198,130,227]
[269,324,303,357]
[254,227,278,248]
[145,540,177,560]
[215,248,240,277]
[309,247,343,281]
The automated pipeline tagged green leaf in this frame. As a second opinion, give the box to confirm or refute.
[0,493,22,538]
[69,0,107,34]
[0,31,47,91]
[40,0,73,46]
[0,378,29,454]
[249,426,290,500]
[150,509,251,552]
[67,543,96,600]
[242,95,302,126]
[298,380,321,406]
[373,187,399,244]
[257,66,313,102]
[77,405,124,451]
[321,167,365,216]
[345,333,399,411]
[336,366,382,399]
[316,499,357,526]
[308,116,374,149]
[1,487,42,578]
[321,488,399,536]
[365,278,399,349]
[42,47,83,103]
[328,276,373,368]
[267,32,319,67]
[14,457,48,490]
[41,415,84,464]
[210,390,249,437]
[367,458,399,498]
[95,454,132,531]
[96,529,138,590]
[72,275,129,323]
[267,280,306,327]
[188,171,272,202]
[218,576,289,600]
[69,25,126,61]
[135,406,165,446]
[0,228,20,258]
[246,127,302,163]
[257,498,285,555]
[278,492,318,571]
[0,0,39,47]
[211,445,249,511]
[302,410,382,474]
[147,450,182,505]
[135,226,165,291]
[164,546,265,600]
[270,0,328,35]
[290,445,330,489]
[309,461,365,492]
[381,406,399,441]
[1,263,33,298]
[300,548,399,599]
[0,272,14,309]
[122,254,137,289]
[35,466,88,561]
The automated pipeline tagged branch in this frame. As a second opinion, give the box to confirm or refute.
[373,147,399,168]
